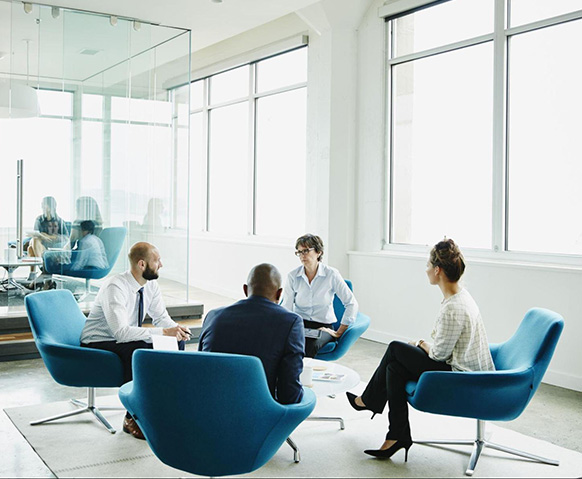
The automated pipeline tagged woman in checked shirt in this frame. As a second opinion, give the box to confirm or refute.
[346,238,494,461]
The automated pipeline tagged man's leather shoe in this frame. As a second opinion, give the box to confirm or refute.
[122,416,145,440]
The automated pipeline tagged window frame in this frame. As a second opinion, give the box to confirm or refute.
[383,0,582,266]
[186,45,308,241]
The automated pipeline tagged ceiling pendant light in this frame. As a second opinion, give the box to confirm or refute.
[0,38,40,119]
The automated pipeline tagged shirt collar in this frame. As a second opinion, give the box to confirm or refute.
[297,262,327,280]
[124,270,145,294]
[247,295,276,304]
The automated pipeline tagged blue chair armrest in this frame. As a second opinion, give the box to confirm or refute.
[281,387,317,415]
[119,381,135,415]
[408,368,535,421]
[316,312,370,361]
[37,341,124,388]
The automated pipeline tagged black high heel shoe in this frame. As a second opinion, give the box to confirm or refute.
[346,392,377,419]
[364,439,413,462]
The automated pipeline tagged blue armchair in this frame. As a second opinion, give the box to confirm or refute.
[44,226,127,301]
[306,280,370,429]
[315,279,371,361]
[119,350,317,477]
[406,307,564,476]
[24,289,125,433]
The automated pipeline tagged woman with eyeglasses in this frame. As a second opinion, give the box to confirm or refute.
[281,234,358,358]
[346,238,494,461]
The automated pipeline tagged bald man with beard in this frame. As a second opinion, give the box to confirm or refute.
[81,242,191,439]
[199,263,305,405]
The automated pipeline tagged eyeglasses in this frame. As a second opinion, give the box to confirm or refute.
[295,248,314,257]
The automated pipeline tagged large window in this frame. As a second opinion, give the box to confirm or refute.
[182,46,308,240]
[386,0,582,259]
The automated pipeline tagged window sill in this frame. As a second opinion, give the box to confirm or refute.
[348,249,582,273]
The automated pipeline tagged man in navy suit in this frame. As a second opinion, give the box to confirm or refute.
[198,263,304,404]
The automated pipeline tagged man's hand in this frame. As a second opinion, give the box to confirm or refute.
[163,325,191,341]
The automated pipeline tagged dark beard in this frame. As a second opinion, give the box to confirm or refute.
[143,264,159,281]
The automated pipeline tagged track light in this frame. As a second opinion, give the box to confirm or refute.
[133,20,141,31]
[51,7,60,19]
[23,3,32,14]
[110,15,117,27]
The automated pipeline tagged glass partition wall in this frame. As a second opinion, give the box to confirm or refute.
[0,1,191,312]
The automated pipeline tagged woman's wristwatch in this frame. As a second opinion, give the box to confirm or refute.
[415,339,425,348]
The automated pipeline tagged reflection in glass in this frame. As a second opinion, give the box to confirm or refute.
[189,113,205,232]
[0,2,191,311]
[208,102,249,234]
[508,21,582,254]
[210,65,249,105]
[82,94,103,119]
[393,0,493,58]
[255,88,307,237]
[391,43,493,248]
[256,48,307,93]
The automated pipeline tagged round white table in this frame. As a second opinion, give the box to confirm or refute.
[302,358,360,396]
[0,257,43,295]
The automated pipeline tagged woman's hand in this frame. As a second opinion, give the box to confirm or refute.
[320,327,340,338]
[321,324,348,339]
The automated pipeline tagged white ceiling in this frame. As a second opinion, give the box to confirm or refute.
[0,0,320,91]
[34,0,321,51]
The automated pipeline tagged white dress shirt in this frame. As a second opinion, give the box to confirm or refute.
[70,234,108,271]
[281,263,358,326]
[429,288,495,372]
[80,270,177,344]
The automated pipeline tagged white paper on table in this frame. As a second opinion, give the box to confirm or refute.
[152,335,179,351]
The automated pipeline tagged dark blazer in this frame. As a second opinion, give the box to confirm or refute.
[198,295,305,404]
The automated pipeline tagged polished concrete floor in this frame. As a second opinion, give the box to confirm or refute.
[1,287,581,478]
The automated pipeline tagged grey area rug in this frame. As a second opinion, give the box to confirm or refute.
[4,383,582,478]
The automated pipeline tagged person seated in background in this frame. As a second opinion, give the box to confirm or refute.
[69,196,104,246]
[26,196,69,281]
[69,220,108,271]
[281,234,358,358]
[198,263,305,405]
[141,197,165,233]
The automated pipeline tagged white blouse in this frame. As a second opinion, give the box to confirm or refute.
[281,263,358,326]
[429,288,495,372]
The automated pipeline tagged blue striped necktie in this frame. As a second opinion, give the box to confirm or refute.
[137,287,144,327]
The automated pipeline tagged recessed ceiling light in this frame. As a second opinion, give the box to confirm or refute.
[79,48,102,56]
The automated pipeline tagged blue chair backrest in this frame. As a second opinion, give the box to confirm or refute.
[332,279,353,330]
[129,350,294,476]
[491,307,564,396]
[98,226,127,269]
[25,290,86,346]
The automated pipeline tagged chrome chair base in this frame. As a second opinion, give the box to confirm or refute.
[305,415,345,430]
[286,436,301,463]
[30,387,124,434]
[414,420,559,476]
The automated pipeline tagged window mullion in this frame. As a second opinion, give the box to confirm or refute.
[248,63,257,236]
[491,0,508,253]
